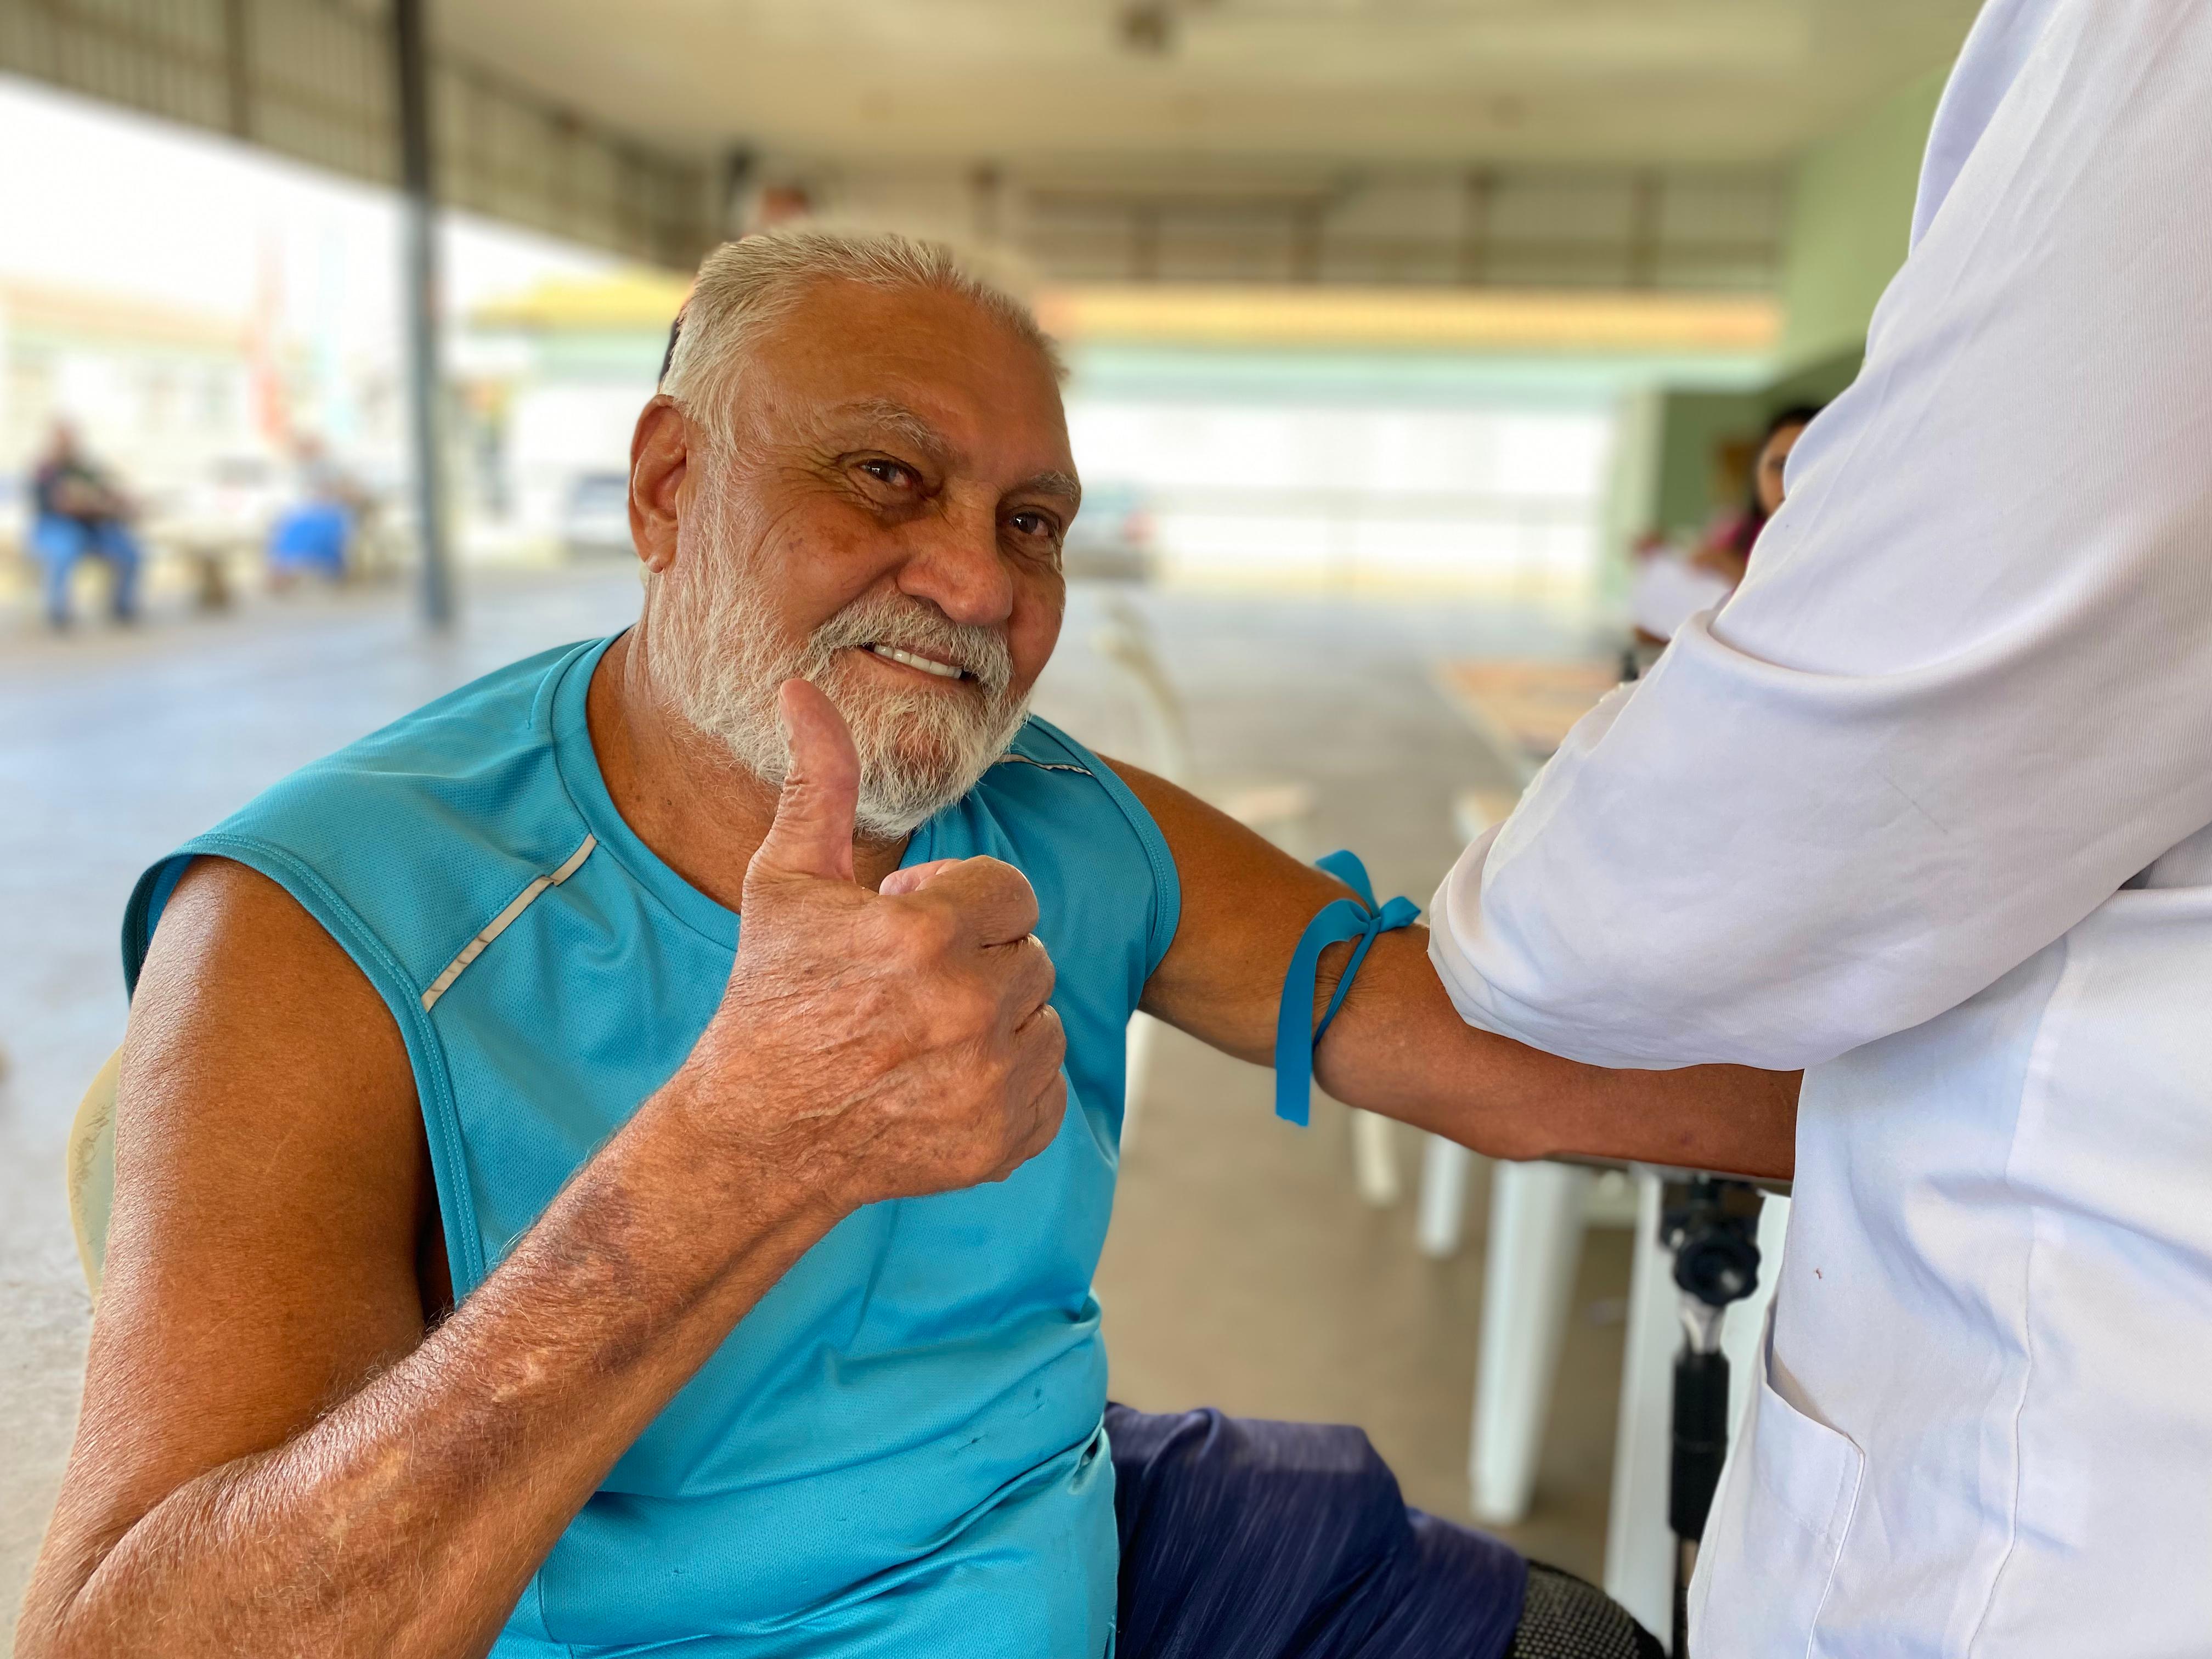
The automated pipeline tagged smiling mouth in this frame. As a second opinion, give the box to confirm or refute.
[858,641,972,681]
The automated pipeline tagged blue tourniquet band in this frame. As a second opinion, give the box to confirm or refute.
[1272,850,1421,1126]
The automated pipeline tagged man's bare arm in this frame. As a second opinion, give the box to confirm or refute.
[21,857,842,1659]
[21,685,1069,1659]
[1113,759,1797,1179]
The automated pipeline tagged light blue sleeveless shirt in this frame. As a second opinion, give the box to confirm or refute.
[122,634,1181,1658]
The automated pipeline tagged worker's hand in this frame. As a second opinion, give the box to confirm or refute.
[675,679,1066,1220]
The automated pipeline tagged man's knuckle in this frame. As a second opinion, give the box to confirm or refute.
[917,902,965,958]
[885,907,953,970]
[971,856,1037,913]
[1023,938,1057,996]
[971,977,1018,1033]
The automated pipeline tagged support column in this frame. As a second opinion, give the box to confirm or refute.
[393,0,454,629]
[222,0,253,140]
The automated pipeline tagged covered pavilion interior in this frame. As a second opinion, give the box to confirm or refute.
[1,2,1982,1648]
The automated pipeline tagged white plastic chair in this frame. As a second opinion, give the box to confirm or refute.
[1415,786,1531,1259]
[1093,608,1400,1206]
[1393,684,1799,1640]
[1421,787,1657,1530]
[67,1048,122,1296]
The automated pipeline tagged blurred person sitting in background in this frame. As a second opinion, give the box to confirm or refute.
[267,433,366,589]
[30,419,141,631]
[22,230,1797,1659]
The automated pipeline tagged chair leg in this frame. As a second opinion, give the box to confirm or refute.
[1348,1108,1401,1207]
[1602,1168,1677,1644]
[1469,1159,1593,1525]
[1121,1011,1159,1151]
[1417,1133,1474,1257]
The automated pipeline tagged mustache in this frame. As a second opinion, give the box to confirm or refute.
[805,594,1015,697]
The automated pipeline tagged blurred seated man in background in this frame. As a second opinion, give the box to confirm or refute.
[266,433,365,589]
[29,419,141,630]
[22,231,1795,1659]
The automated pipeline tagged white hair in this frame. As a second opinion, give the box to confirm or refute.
[658,227,1062,450]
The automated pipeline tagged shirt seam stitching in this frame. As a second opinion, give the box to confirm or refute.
[542,633,742,951]
[1961,930,2075,1652]
[1019,715,1182,977]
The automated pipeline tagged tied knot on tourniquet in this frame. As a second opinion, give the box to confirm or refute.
[1271,850,1420,1127]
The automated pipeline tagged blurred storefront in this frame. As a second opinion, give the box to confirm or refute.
[458,268,688,561]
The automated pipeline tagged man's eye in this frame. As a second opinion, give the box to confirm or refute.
[1009,511,1059,539]
[859,459,912,488]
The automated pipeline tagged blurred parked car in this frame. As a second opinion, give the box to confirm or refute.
[561,470,634,559]
[1060,483,1156,583]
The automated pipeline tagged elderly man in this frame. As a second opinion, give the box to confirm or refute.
[23,232,1791,1659]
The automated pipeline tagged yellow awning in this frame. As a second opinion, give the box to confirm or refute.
[1032,285,1779,354]
[469,269,693,332]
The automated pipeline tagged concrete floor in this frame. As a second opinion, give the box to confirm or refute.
[0,568,1630,1644]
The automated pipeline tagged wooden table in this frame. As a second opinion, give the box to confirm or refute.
[1431,657,1623,767]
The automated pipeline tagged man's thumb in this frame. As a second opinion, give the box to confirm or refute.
[751,679,859,885]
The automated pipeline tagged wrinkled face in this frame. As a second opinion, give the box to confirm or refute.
[645,280,1077,839]
[1754,420,1807,518]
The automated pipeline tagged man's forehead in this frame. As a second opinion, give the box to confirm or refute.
[769,282,1049,387]
[755,285,1075,483]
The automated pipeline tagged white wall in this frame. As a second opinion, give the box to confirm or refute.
[1065,397,1614,601]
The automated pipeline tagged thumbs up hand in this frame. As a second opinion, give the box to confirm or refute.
[684,680,1067,1220]
[744,678,865,886]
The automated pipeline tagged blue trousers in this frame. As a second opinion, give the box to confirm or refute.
[1109,1405,1526,1659]
[33,515,140,625]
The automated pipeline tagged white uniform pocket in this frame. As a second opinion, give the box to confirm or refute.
[1688,1308,1864,1658]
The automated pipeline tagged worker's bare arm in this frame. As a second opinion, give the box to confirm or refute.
[1114,760,1796,1180]
[22,686,1068,1659]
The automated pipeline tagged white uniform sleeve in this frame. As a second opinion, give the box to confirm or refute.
[1431,0,2212,1070]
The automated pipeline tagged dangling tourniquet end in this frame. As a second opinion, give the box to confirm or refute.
[1272,850,1420,1126]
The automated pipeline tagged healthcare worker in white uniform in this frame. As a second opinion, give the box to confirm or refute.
[1429,1,2212,1652]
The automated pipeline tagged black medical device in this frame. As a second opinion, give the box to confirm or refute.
[1659,1175,1765,1657]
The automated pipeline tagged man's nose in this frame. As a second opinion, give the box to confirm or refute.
[896,495,1014,628]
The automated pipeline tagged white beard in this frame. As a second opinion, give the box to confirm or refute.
[647,496,1030,840]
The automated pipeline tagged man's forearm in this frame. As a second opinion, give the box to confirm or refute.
[22,1082,833,1659]
[1316,930,1797,1178]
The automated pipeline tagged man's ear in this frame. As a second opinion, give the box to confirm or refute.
[628,397,690,575]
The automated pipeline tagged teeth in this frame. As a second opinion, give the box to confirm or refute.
[865,643,964,680]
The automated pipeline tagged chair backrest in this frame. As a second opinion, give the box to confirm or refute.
[67,1049,121,1298]
[1092,606,1195,788]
